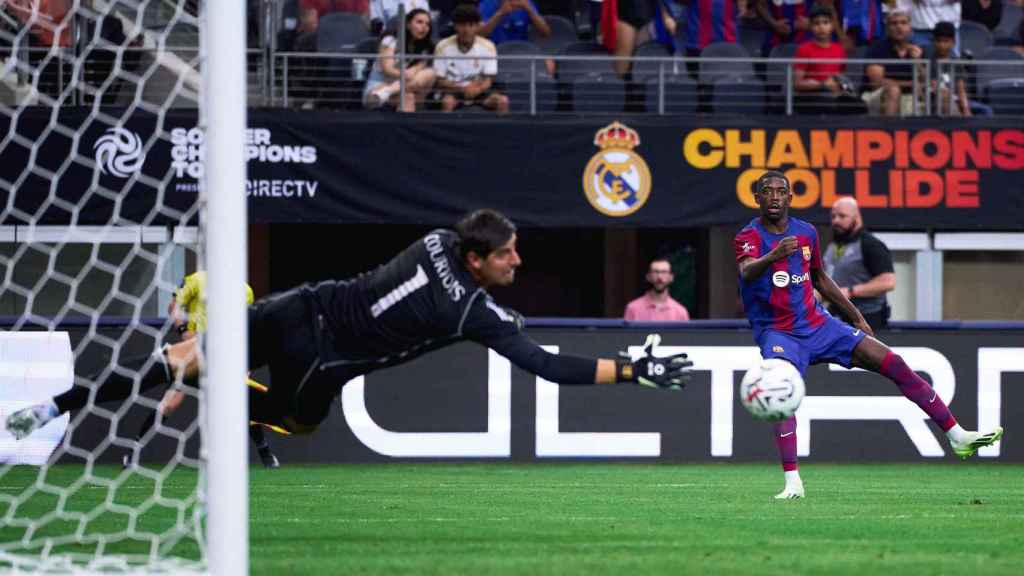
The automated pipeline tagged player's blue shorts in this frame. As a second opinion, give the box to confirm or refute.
[756,316,867,376]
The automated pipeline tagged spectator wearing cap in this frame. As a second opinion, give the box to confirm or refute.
[926,21,992,115]
[861,9,923,116]
[434,4,510,113]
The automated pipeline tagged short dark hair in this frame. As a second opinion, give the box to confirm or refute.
[808,4,834,21]
[756,170,790,194]
[456,209,517,260]
[452,3,482,24]
[932,21,956,39]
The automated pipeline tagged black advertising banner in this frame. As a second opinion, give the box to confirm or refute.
[61,325,1024,463]
[2,109,1022,228]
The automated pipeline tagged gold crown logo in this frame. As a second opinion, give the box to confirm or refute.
[593,121,640,150]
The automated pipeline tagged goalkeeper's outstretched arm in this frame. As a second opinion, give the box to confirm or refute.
[485,332,692,389]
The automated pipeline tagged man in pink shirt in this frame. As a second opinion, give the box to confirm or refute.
[624,258,691,322]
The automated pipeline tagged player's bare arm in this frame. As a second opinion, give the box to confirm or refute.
[812,268,873,336]
[738,236,799,282]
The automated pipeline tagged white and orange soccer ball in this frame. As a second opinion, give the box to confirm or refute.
[740,358,806,421]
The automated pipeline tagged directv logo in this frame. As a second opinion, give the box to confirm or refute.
[93,127,145,178]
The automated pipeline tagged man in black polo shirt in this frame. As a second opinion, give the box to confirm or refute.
[861,9,923,116]
[822,197,895,331]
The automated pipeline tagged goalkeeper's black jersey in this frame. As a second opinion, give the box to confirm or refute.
[301,229,598,384]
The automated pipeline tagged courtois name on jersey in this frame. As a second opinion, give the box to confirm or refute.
[423,232,466,303]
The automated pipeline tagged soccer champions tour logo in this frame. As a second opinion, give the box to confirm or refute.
[681,128,1024,209]
[583,121,652,217]
[170,126,319,198]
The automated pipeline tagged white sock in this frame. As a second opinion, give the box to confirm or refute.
[946,424,970,444]
[784,470,802,485]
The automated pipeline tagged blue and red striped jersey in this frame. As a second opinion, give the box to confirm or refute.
[686,0,738,52]
[734,217,829,336]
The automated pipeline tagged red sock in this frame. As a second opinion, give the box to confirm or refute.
[773,417,798,472]
[880,352,957,431]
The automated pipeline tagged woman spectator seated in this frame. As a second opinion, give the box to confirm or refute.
[364,8,437,111]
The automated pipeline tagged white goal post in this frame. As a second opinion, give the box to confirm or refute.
[0,0,249,573]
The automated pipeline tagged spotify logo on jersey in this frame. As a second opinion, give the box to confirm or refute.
[772,271,791,287]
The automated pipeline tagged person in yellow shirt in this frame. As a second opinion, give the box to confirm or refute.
[125,271,280,469]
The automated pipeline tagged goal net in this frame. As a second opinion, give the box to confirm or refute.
[0,1,248,573]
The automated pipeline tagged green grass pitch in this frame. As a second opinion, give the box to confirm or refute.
[3,463,1023,575]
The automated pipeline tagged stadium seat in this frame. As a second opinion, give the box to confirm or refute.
[316,13,370,52]
[765,43,797,113]
[571,74,627,113]
[699,42,756,85]
[556,41,614,80]
[645,75,698,114]
[976,47,1024,95]
[985,77,1024,115]
[737,23,764,57]
[631,41,674,80]
[959,21,994,59]
[531,15,579,54]
[497,40,545,79]
[350,37,380,81]
[711,76,765,114]
[993,2,1023,42]
[844,45,870,94]
[502,74,559,114]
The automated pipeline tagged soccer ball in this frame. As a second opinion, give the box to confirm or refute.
[739,358,806,421]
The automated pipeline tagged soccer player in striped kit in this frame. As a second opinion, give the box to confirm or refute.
[734,171,1004,499]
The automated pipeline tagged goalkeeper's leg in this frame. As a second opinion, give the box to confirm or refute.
[6,340,200,440]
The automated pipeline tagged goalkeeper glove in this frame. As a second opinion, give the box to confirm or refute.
[616,334,693,390]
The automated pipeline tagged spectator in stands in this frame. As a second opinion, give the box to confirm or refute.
[435,4,510,113]
[370,0,430,36]
[479,0,552,44]
[836,0,884,49]
[624,258,691,322]
[961,0,1002,31]
[301,0,371,27]
[861,9,923,116]
[755,0,811,55]
[601,0,678,78]
[908,0,960,48]
[926,20,969,114]
[793,5,865,113]
[364,8,437,111]
[682,0,738,58]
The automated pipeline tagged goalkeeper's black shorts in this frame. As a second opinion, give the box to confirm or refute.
[247,289,352,431]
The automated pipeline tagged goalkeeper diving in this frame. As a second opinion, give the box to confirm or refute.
[7,209,693,439]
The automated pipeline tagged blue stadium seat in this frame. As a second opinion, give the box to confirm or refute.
[645,75,698,114]
[316,12,370,52]
[699,42,756,85]
[737,23,764,57]
[977,47,1024,94]
[502,74,559,114]
[985,77,1024,115]
[556,42,614,80]
[844,45,870,94]
[994,2,1023,42]
[959,21,993,59]
[571,74,627,113]
[531,15,579,54]
[497,40,545,79]
[631,41,674,80]
[711,76,765,114]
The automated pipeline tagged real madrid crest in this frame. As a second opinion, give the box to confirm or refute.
[582,121,651,217]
